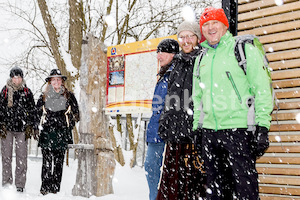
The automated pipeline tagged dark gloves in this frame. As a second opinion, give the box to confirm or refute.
[251,126,269,159]
[33,129,39,140]
[25,126,33,140]
[0,124,7,138]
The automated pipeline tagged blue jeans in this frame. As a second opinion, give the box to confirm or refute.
[145,142,165,200]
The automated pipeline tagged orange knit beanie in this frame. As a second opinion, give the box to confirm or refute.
[199,7,229,32]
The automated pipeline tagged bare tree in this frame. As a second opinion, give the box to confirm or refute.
[0,0,214,85]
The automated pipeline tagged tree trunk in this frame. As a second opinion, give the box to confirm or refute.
[126,114,134,150]
[72,34,115,197]
[37,0,68,84]
[69,0,83,76]
[109,125,125,166]
[116,114,122,135]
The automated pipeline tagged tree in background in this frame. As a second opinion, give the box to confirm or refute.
[0,0,214,88]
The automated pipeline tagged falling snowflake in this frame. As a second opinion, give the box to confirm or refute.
[268,47,274,52]
[91,107,98,113]
[199,82,205,89]
[275,0,284,6]
[104,15,116,27]
[181,5,195,22]
[296,113,300,123]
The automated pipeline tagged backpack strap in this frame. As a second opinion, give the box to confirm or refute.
[234,35,257,75]
[194,48,208,129]
[24,87,28,97]
[195,48,208,78]
[4,88,8,99]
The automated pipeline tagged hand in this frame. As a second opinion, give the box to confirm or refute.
[0,124,7,138]
[252,126,269,159]
[33,129,39,140]
[25,126,33,140]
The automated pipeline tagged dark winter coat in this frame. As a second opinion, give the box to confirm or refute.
[36,87,79,150]
[158,46,202,143]
[146,60,176,143]
[0,84,35,132]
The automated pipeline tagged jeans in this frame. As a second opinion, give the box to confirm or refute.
[144,142,165,200]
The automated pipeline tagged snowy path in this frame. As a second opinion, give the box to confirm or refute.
[0,155,148,200]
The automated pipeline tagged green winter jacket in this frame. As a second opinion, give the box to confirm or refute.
[192,31,272,131]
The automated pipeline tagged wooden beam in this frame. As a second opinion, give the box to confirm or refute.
[238,1,300,21]
[271,69,300,80]
[259,30,300,44]
[239,21,300,36]
[266,146,300,153]
[270,124,300,132]
[238,10,300,31]
[264,39,300,53]
[275,101,300,110]
[259,185,300,196]
[238,0,295,13]
[271,112,298,121]
[257,156,300,164]
[259,176,300,186]
[272,79,300,89]
[257,167,300,176]
[261,196,300,200]
[267,49,300,62]
[275,89,300,99]
[270,59,300,71]
[269,134,300,142]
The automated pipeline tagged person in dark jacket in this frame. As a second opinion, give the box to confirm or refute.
[144,38,179,200]
[0,66,36,192]
[35,69,80,195]
[156,21,206,199]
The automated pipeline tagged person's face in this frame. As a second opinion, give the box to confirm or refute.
[178,30,200,53]
[201,20,227,45]
[157,52,175,67]
[12,76,22,86]
[50,77,63,91]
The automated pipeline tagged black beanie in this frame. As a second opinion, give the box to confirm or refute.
[10,66,24,78]
[157,39,179,54]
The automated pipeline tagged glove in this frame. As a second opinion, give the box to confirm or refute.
[25,126,33,140]
[252,126,269,159]
[33,129,39,140]
[0,124,7,138]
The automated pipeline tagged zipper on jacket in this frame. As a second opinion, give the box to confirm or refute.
[211,53,218,131]
[226,71,242,104]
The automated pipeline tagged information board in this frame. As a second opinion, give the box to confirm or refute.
[106,35,177,114]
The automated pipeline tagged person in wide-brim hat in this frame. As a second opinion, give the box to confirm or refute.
[45,69,67,82]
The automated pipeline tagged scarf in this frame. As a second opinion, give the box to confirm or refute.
[45,85,67,112]
[6,79,26,108]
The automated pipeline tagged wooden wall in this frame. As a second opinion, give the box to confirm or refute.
[238,0,300,199]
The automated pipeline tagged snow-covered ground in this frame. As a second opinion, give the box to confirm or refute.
[0,151,148,200]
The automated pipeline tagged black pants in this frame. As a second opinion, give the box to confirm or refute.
[41,148,66,193]
[202,128,259,200]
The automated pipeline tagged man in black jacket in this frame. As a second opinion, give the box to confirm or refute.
[157,21,206,200]
[0,66,36,192]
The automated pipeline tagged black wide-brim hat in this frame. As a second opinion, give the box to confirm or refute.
[45,69,67,82]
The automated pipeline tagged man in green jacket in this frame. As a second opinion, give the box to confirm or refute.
[192,7,273,200]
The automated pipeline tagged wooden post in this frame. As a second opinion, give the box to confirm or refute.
[72,34,115,197]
